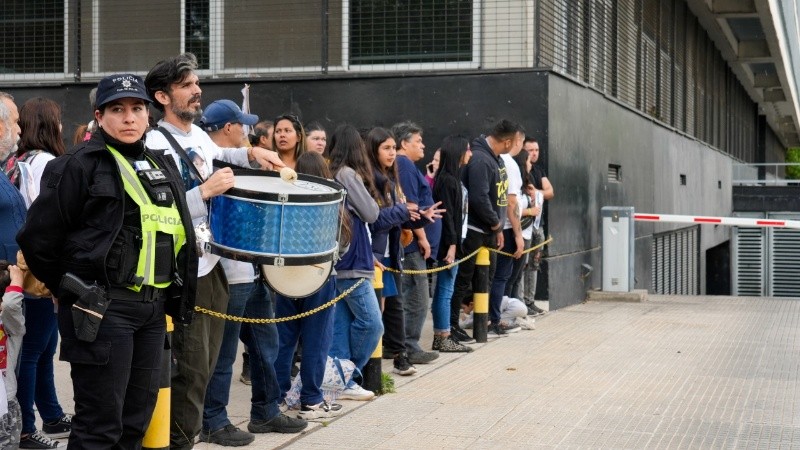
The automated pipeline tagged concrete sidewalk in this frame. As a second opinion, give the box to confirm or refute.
[53,295,800,448]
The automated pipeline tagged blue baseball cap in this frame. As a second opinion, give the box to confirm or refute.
[199,99,259,132]
[95,74,151,108]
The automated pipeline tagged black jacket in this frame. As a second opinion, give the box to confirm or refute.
[432,171,463,260]
[461,136,507,234]
[16,131,198,324]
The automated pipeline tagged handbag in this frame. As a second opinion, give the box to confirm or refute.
[16,250,51,298]
[284,356,357,409]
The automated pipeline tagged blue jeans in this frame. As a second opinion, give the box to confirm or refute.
[490,229,517,324]
[329,278,384,371]
[203,281,280,431]
[275,277,336,406]
[401,251,429,353]
[18,297,64,434]
[431,263,456,332]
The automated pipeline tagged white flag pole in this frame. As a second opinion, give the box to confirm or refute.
[241,83,252,137]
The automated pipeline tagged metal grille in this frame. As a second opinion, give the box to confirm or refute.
[651,226,699,295]
[536,0,758,162]
[0,0,764,162]
[732,213,800,297]
[732,226,764,296]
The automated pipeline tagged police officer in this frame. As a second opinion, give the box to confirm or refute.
[17,74,198,449]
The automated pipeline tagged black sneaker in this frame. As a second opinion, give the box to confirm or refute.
[487,323,509,337]
[527,303,545,316]
[42,414,72,438]
[248,413,308,434]
[19,431,63,449]
[198,424,254,446]
[392,352,417,376]
[451,326,476,344]
[408,350,439,364]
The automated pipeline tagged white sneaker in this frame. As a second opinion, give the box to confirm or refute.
[517,317,536,330]
[297,401,343,421]
[339,384,375,401]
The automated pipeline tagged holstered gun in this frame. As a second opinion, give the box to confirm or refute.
[60,273,109,342]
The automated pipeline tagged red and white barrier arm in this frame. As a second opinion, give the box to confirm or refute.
[634,213,800,229]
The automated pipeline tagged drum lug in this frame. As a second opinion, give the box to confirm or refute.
[274,257,285,267]
[278,193,289,202]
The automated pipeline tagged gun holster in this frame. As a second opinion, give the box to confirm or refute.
[60,273,110,343]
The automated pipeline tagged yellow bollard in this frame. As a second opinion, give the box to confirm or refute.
[473,247,490,343]
[362,267,384,393]
[143,315,173,450]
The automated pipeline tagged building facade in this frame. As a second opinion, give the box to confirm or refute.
[3,0,798,308]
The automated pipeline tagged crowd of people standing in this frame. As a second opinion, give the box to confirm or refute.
[0,51,553,449]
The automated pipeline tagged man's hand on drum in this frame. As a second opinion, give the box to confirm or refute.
[199,167,235,200]
[249,146,286,170]
[420,201,445,222]
[405,203,422,221]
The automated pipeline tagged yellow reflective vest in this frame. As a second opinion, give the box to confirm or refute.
[107,146,186,291]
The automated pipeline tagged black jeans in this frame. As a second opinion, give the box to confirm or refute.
[450,229,497,327]
[382,272,406,356]
[59,296,166,449]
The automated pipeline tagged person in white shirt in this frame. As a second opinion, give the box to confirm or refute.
[144,53,284,450]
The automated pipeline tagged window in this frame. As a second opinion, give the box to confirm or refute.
[0,0,65,76]
[349,0,474,66]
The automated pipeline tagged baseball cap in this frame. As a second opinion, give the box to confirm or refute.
[95,74,151,108]
[199,99,259,132]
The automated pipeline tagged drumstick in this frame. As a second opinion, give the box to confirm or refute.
[280,167,298,183]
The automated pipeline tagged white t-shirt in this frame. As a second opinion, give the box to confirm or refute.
[500,154,522,230]
[146,120,251,278]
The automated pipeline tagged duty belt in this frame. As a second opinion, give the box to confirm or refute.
[108,285,165,303]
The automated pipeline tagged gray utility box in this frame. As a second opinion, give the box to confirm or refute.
[601,206,635,292]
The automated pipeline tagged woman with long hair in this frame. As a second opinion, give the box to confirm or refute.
[2,97,73,448]
[272,114,306,169]
[432,135,474,352]
[273,151,346,420]
[364,127,426,375]
[326,124,385,400]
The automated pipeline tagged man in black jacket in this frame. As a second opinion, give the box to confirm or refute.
[450,119,525,339]
[17,74,198,449]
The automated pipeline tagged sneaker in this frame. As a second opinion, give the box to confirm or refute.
[42,414,72,438]
[339,384,375,401]
[392,352,417,376]
[451,326,476,344]
[297,401,343,421]
[239,352,251,385]
[19,431,64,449]
[500,321,522,333]
[432,335,474,353]
[198,424,254,446]
[527,303,545,316]
[487,323,509,338]
[408,350,439,364]
[517,316,536,330]
[248,413,308,433]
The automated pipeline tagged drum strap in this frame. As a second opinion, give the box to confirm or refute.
[156,127,206,185]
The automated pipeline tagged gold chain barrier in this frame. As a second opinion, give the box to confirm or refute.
[193,235,553,322]
[193,277,366,324]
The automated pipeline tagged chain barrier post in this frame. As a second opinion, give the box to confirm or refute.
[362,267,383,393]
[143,315,173,450]
[473,247,490,343]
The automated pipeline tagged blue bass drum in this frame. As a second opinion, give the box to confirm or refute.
[208,167,345,297]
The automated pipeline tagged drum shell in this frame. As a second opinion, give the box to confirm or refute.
[210,194,340,260]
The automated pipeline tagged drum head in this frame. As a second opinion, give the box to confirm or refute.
[262,261,333,298]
